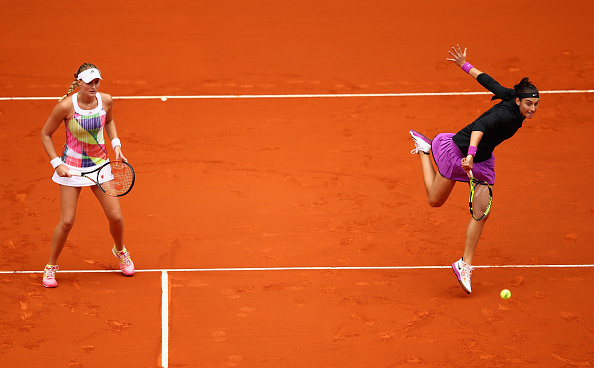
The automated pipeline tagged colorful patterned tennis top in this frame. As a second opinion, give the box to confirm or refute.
[61,92,108,168]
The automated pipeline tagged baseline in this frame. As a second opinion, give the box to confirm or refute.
[2,264,593,274]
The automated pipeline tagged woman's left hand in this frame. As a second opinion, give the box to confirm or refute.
[114,147,127,162]
[447,44,467,67]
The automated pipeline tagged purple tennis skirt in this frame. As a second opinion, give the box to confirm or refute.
[431,133,495,185]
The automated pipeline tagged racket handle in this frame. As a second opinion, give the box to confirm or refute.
[69,171,82,177]
[467,169,473,179]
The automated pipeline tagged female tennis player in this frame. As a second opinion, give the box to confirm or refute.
[409,45,539,294]
[40,63,134,288]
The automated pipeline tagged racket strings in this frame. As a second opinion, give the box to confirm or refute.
[98,161,134,196]
[471,182,491,215]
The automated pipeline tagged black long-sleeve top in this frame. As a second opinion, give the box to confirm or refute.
[452,73,526,162]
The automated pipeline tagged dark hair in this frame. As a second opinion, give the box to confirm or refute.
[514,77,538,99]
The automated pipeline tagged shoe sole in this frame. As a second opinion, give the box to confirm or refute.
[409,131,432,145]
[451,263,471,294]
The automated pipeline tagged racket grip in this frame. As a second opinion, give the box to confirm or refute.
[467,169,473,179]
[69,171,82,177]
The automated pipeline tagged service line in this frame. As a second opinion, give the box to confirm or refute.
[1,89,593,101]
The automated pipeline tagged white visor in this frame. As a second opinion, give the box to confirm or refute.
[77,68,102,83]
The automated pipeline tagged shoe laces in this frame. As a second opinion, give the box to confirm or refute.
[117,251,132,266]
[410,142,422,154]
[460,262,475,279]
[44,265,59,279]
[410,143,430,155]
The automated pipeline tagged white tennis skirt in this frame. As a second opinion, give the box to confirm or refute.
[52,163,98,187]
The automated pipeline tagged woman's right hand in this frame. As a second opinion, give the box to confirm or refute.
[55,165,72,177]
[447,44,467,67]
[461,155,474,173]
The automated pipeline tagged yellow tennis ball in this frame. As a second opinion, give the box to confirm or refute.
[500,289,511,299]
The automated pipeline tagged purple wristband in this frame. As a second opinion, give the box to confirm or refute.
[467,146,477,157]
[461,62,474,74]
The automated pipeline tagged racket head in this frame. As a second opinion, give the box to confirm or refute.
[96,161,135,197]
[468,178,492,221]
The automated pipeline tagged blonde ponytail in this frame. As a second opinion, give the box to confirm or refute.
[59,79,79,102]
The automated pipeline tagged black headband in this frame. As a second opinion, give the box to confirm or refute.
[518,92,539,99]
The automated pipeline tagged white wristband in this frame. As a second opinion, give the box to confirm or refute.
[111,138,121,150]
[50,157,63,169]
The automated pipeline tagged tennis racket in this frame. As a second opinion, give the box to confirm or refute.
[467,169,492,221]
[70,160,135,197]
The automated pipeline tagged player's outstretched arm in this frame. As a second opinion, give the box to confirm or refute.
[446,44,483,79]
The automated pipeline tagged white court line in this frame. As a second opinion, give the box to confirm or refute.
[5,87,589,368]
[0,89,593,101]
[2,264,593,274]
[6,264,591,368]
[161,271,169,368]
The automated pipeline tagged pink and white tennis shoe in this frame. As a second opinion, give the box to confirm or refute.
[409,130,432,155]
[452,258,475,294]
[43,264,59,288]
[112,245,135,276]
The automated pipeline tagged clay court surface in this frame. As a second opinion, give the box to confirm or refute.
[1,1,594,367]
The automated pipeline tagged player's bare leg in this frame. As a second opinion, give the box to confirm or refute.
[418,153,456,207]
[463,215,488,265]
[92,186,134,276]
[91,185,125,251]
[462,186,492,265]
[48,186,82,265]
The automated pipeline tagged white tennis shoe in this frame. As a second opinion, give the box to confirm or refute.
[452,258,475,294]
[409,130,432,155]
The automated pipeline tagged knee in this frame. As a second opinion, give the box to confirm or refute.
[108,213,124,226]
[59,218,75,232]
[427,197,445,208]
